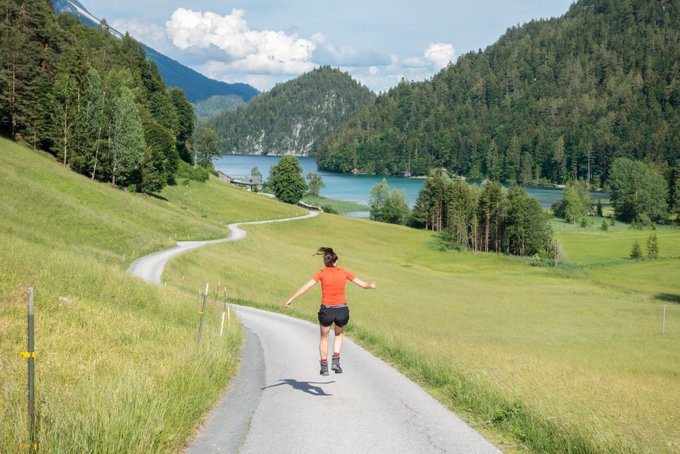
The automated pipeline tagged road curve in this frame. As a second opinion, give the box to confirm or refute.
[127,211,319,284]
[127,210,500,453]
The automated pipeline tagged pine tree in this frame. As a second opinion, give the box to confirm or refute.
[519,153,533,186]
[486,139,502,181]
[477,181,505,252]
[630,241,642,259]
[170,88,195,164]
[646,234,658,259]
[504,136,521,184]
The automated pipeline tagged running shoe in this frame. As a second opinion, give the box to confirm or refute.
[331,356,343,374]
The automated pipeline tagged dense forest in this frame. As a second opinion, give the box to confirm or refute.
[206,66,375,156]
[194,95,245,120]
[317,0,680,187]
[0,0,199,193]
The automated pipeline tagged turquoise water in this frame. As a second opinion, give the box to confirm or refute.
[213,155,607,209]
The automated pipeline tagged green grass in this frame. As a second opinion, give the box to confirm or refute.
[5,137,680,452]
[301,194,369,214]
[552,217,680,266]
[166,212,680,453]
[0,139,303,452]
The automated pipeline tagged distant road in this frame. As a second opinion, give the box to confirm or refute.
[127,211,319,284]
[127,210,500,453]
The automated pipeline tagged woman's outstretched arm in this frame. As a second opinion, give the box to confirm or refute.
[352,277,376,289]
[284,279,317,307]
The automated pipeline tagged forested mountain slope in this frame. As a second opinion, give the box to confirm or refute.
[1,0,193,193]
[206,66,375,156]
[51,0,259,103]
[317,0,680,186]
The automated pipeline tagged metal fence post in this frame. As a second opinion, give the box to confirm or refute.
[21,288,37,452]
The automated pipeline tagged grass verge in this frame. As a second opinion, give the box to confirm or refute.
[0,139,303,452]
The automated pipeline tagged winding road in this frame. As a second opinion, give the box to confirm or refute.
[128,211,500,453]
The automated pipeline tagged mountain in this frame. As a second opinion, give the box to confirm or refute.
[206,66,376,156]
[317,0,680,185]
[51,0,259,103]
[194,95,246,121]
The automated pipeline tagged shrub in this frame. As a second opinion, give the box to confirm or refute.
[176,162,210,182]
[630,241,642,259]
[647,234,659,258]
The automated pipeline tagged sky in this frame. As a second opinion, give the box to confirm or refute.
[80,0,575,93]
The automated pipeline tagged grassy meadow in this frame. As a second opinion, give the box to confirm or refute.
[301,194,369,214]
[0,139,303,452]
[3,136,680,453]
[166,212,680,453]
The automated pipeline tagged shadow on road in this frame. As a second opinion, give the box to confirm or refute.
[262,379,335,396]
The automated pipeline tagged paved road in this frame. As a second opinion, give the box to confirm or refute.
[188,305,501,454]
[127,211,319,284]
[127,210,500,453]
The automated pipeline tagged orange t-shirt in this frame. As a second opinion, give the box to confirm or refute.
[312,267,356,306]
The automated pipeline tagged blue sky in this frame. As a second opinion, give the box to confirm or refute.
[81,0,575,92]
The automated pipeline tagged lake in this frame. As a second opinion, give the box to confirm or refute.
[213,154,607,211]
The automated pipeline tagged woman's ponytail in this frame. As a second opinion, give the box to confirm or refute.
[315,247,338,267]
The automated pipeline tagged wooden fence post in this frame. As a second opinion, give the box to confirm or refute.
[662,305,667,335]
[197,283,209,343]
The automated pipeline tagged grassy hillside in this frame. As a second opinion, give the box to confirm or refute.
[0,138,303,452]
[166,212,680,452]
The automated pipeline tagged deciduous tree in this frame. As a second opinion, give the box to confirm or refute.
[268,155,307,204]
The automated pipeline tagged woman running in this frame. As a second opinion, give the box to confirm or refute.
[285,247,376,376]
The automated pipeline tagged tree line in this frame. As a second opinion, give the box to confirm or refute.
[408,174,553,256]
[0,0,218,192]
[366,172,553,257]
[551,157,678,226]
[316,0,680,193]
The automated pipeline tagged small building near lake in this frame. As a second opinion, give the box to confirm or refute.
[217,171,263,191]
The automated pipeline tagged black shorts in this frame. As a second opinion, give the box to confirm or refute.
[317,305,350,328]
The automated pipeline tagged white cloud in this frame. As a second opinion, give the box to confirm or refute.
[401,56,428,68]
[311,33,390,67]
[424,43,455,69]
[111,8,457,93]
[165,8,316,75]
[111,19,174,54]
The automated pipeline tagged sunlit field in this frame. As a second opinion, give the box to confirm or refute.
[167,213,680,453]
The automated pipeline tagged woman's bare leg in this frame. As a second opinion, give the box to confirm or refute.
[319,325,331,360]
[333,325,344,355]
